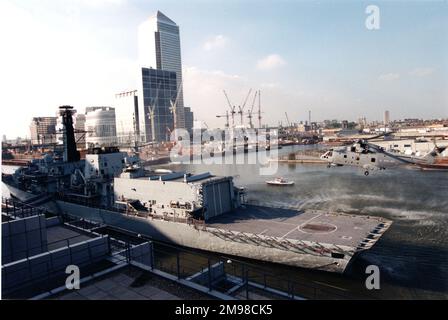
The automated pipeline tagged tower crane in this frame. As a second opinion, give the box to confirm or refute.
[216,110,230,128]
[148,82,161,142]
[285,112,291,128]
[170,78,184,139]
[238,89,252,126]
[247,90,258,129]
[223,90,236,128]
[257,90,262,129]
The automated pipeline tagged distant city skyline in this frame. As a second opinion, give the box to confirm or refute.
[0,0,447,138]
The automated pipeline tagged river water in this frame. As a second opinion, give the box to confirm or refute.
[2,146,447,299]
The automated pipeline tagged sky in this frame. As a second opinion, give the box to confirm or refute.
[0,0,447,138]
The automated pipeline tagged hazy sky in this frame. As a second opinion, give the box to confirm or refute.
[0,0,447,138]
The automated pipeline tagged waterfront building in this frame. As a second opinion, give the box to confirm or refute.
[115,90,140,148]
[139,68,178,143]
[184,107,194,137]
[74,113,86,149]
[138,10,193,133]
[384,110,390,125]
[29,116,57,145]
[85,107,117,148]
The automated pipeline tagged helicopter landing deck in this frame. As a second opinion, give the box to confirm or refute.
[206,205,392,253]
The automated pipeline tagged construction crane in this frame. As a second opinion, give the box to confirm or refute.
[148,82,161,143]
[285,112,291,127]
[216,110,230,128]
[223,90,236,128]
[257,90,262,129]
[170,78,184,139]
[238,89,252,126]
[247,91,258,129]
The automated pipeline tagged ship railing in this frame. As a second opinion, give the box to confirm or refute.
[2,197,54,219]
[150,240,364,300]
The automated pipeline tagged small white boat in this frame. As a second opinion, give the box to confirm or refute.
[265,177,295,186]
[154,169,173,174]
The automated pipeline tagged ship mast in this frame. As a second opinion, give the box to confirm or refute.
[59,105,80,162]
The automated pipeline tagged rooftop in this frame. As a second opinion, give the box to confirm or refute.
[52,265,211,300]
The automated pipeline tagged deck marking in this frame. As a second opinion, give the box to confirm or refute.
[258,229,269,235]
[299,213,323,227]
[280,226,299,239]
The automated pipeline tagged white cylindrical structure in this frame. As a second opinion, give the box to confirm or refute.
[85,107,117,148]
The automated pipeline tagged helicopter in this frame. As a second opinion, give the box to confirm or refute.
[320,133,447,176]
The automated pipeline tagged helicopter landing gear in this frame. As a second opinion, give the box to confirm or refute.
[364,171,370,176]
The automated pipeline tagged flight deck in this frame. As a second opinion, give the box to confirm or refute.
[207,205,392,256]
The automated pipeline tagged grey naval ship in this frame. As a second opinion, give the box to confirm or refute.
[2,106,392,273]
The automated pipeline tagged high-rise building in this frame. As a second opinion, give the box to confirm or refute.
[115,90,140,148]
[139,68,178,142]
[184,107,194,136]
[85,107,117,148]
[138,11,192,133]
[74,113,86,149]
[384,110,390,125]
[30,117,57,145]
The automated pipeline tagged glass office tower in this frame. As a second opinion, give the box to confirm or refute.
[138,11,186,130]
[140,68,178,142]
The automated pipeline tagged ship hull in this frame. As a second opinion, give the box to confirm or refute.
[52,200,352,273]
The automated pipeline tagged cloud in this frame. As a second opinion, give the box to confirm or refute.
[260,82,280,89]
[203,35,228,51]
[409,67,434,77]
[378,73,400,81]
[256,54,286,71]
[76,0,126,7]
[183,66,250,127]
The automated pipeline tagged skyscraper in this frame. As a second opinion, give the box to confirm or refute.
[115,90,140,148]
[384,110,390,126]
[138,11,188,130]
[30,117,57,145]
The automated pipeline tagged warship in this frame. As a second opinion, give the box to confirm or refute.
[2,106,392,273]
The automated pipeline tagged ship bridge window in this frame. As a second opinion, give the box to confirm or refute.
[351,146,356,152]
[371,158,376,163]
[343,155,347,158]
